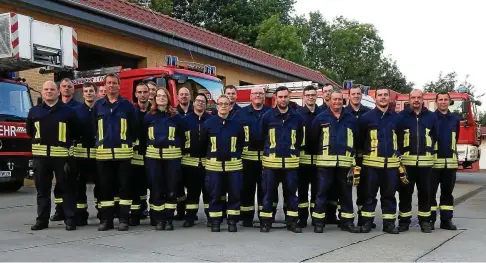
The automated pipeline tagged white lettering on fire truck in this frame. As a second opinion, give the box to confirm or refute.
[0,125,17,137]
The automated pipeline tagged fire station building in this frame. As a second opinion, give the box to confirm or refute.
[1,0,333,103]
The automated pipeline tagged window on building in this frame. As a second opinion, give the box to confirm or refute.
[239,80,254,86]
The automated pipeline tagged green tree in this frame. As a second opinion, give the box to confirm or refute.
[148,0,173,15]
[479,111,486,126]
[255,15,306,65]
[374,56,414,93]
[423,71,458,93]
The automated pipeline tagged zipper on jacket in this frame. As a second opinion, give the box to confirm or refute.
[416,115,419,165]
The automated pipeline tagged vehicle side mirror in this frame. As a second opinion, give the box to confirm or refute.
[475,100,482,106]
[177,75,188,83]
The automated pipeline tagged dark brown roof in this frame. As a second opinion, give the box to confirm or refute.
[75,0,334,84]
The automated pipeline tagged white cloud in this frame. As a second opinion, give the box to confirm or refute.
[294,0,486,106]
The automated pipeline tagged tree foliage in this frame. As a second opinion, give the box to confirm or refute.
[424,71,483,99]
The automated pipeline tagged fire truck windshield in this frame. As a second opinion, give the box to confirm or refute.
[0,82,32,120]
[449,99,467,120]
[175,75,223,103]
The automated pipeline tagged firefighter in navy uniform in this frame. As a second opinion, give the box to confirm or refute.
[94,73,139,231]
[397,89,438,233]
[235,86,271,227]
[143,87,185,231]
[296,85,323,228]
[72,82,98,226]
[201,95,245,232]
[357,87,400,234]
[344,85,370,227]
[129,82,151,226]
[181,93,212,227]
[211,85,242,116]
[259,86,304,233]
[430,92,460,231]
[27,81,79,231]
[51,78,82,222]
[310,90,361,234]
[175,87,193,220]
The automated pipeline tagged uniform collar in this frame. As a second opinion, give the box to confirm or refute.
[272,107,290,117]
[42,100,62,109]
[101,95,124,105]
[248,104,266,113]
[405,105,429,116]
[176,103,194,115]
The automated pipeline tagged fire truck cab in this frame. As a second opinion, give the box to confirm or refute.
[72,56,224,108]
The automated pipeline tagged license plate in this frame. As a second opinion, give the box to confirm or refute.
[0,171,11,178]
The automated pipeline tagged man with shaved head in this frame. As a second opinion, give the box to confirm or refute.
[396,89,438,233]
[27,80,79,231]
[235,86,271,227]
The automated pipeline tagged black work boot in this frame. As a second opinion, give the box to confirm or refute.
[165,220,174,231]
[420,221,432,233]
[287,222,302,233]
[314,222,324,233]
[50,209,65,221]
[155,221,166,231]
[183,219,195,228]
[228,220,237,232]
[360,221,373,233]
[340,221,361,233]
[211,222,221,232]
[118,222,129,231]
[65,218,76,231]
[31,221,48,231]
[430,220,436,230]
[382,223,399,234]
[398,222,409,232]
[260,222,271,233]
[440,219,457,230]
[298,219,308,228]
[98,221,114,231]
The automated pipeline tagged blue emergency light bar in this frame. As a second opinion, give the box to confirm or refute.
[166,55,179,67]
[343,80,353,89]
[204,65,217,75]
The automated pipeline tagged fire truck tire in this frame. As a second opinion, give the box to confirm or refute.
[0,181,23,192]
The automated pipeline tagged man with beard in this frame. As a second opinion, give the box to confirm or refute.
[397,89,438,233]
[259,86,304,233]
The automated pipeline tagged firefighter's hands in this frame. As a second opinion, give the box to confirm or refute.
[347,166,361,186]
[398,164,409,185]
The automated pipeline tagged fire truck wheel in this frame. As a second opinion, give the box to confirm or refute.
[0,181,23,192]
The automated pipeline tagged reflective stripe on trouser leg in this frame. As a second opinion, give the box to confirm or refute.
[146,158,166,222]
[439,169,456,220]
[282,169,299,224]
[325,179,339,219]
[241,160,262,222]
[227,170,243,222]
[298,164,314,222]
[334,167,355,222]
[182,163,205,220]
[398,166,417,224]
[163,159,181,221]
[206,171,224,223]
[259,168,278,223]
[416,167,432,222]
[312,167,337,223]
[130,164,145,214]
[363,167,398,223]
[430,169,440,222]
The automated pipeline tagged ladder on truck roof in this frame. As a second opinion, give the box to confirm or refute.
[235,81,319,92]
[0,12,77,72]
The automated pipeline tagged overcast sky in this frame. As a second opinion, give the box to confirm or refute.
[294,0,485,105]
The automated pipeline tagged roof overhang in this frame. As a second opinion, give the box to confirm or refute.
[4,0,316,83]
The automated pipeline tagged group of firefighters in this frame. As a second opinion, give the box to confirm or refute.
[26,74,459,234]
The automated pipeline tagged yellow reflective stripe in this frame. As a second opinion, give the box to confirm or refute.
[290,129,296,150]
[259,212,273,218]
[227,210,240,215]
[269,128,276,149]
[286,211,298,217]
[98,119,104,141]
[370,129,378,157]
[315,155,355,167]
[152,204,165,211]
[114,197,120,202]
[96,147,133,160]
[181,155,206,167]
[231,137,237,152]
[433,158,458,169]
[58,122,66,142]
[146,146,182,159]
[418,211,431,217]
[140,195,147,200]
[322,127,329,156]
[341,212,354,219]
[204,204,209,209]
[184,131,190,149]
[262,155,299,169]
[178,196,187,202]
[244,126,249,142]
[361,211,375,217]
[298,202,309,208]
[301,126,306,147]
[168,126,175,141]
[399,211,412,217]
[311,212,325,219]
[119,199,132,206]
[362,155,401,168]
[240,206,255,211]
[383,214,396,219]
[32,144,70,157]
[73,146,97,159]
[242,149,261,161]
[439,205,453,211]
[425,128,432,147]
[76,203,88,209]
[431,206,438,211]
[205,158,243,172]
[185,204,199,210]
[210,211,223,217]
[54,198,63,204]
[310,202,315,208]
[347,128,353,148]
[148,127,155,140]
[165,203,177,209]
[100,201,115,207]
[120,118,127,140]
[299,152,313,164]
[34,121,41,138]
[393,130,398,151]
[130,205,141,210]
[451,132,456,151]
[210,137,217,152]
[404,129,410,148]
[401,155,434,166]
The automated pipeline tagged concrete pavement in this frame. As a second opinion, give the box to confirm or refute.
[0,172,485,261]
